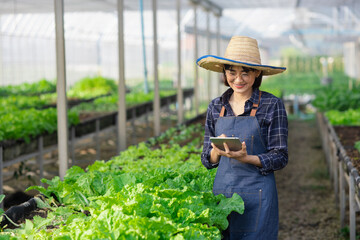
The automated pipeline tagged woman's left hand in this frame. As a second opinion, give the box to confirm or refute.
[211,141,248,163]
[211,141,262,167]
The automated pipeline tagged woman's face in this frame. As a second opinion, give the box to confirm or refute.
[225,65,260,95]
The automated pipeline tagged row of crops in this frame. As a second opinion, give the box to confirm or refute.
[261,70,360,156]
[0,79,56,97]
[0,123,243,239]
[261,69,360,235]
[280,55,343,74]
[307,73,360,237]
[1,69,359,238]
[0,77,177,144]
[310,77,360,154]
[260,71,354,96]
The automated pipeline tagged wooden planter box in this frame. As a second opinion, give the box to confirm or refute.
[317,112,360,240]
[0,88,195,162]
[1,132,58,163]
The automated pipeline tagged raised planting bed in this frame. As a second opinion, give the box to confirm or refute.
[1,132,58,163]
[334,126,360,171]
[0,79,56,97]
[41,94,112,109]
[316,112,360,240]
[0,121,244,239]
[0,89,194,163]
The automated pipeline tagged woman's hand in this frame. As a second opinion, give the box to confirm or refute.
[211,140,247,163]
[210,134,262,167]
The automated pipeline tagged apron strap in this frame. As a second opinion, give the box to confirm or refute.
[250,91,262,117]
[219,91,262,118]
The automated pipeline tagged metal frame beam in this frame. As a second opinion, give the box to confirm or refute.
[193,4,199,115]
[189,0,222,17]
[177,0,184,124]
[54,0,68,180]
[152,0,160,136]
[206,10,211,102]
[117,0,127,152]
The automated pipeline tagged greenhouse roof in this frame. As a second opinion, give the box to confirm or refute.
[1,0,360,55]
[2,0,359,12]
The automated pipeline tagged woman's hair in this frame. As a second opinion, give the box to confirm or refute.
[222,64,263,89]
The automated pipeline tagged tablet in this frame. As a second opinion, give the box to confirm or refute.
[210,137,242,151]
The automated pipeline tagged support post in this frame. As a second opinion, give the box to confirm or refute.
[132,108,137,145]
[145,106,150,139]
[70,127,75,166]
[117,0,127,152]
[54,0,69,180]
[37,136,44,186]
[0,146,3,209]
[115,115,119,150]
[176,0,184,124]
[206,10,211,102]
[194,4,199,115]
[331,140,338,204]
[349,173,356,240]
[152,0,161,136]
[95,119,100,160]
[339,161,345,228]
[167,98,172,128]
[0,18,3,87]
[216,15,221,96]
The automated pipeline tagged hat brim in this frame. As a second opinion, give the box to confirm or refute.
[196,55,286,76]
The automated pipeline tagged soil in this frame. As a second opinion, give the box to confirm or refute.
[277,119,343,240]
[334,126,360,171]
[1,117,349,239]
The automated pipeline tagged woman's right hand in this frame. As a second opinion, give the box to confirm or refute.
[209,134,227,164]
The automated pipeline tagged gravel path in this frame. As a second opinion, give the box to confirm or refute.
[276,119,343,240]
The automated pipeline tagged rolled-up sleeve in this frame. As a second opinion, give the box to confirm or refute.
[201,102,219,169]
[257,99,288,175]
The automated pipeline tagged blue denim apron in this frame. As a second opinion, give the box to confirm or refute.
[213,92,278,239]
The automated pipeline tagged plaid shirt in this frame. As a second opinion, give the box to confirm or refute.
[201,87,288,175]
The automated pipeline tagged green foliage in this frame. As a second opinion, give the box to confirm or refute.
[261,71,351,97]
[147,124,204,147]
[0,108,79,142]
[325,109,360,126]
[280,47,305,57]
[0,96,48,112]
[130,79,175,91]
[67,76,118,99]
[312,85,360,112]
[279,51,343,75]
[259,87,283,98]
[126,90,176,106]
[0,76,119,112]
[0,75,178,142]
[0,79,56,96]
[0,194,4,216]
[355,141,360,153]
[72,90,176,113]
[1,124,244,239]
[261,72,320,96]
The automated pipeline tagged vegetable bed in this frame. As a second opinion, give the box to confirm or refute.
[312,79,360,174]
[0,76,179,144]
[0,123,244,239]
[333,126,360,171]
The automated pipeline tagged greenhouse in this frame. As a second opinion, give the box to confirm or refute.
[1,0,360,239]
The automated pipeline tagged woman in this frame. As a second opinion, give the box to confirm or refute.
[198,36,288,239]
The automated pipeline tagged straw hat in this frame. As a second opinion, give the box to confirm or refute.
[196,36,286,75]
